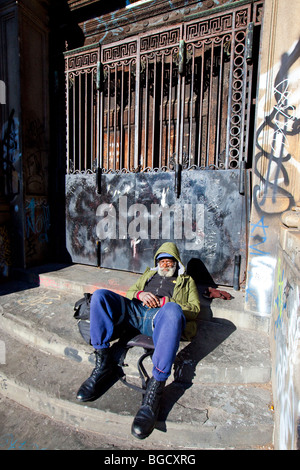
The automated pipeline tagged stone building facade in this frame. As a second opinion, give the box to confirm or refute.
[0,0,299,449]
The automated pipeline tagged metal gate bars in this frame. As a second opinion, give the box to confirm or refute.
[64,2,263,175]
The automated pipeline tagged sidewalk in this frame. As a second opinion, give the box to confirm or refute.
[0,264,274,450]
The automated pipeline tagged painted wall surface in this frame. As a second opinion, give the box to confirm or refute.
[245,0,300,316]
[271,227,300,449]
[66,169,249,285]
[20,2,50,267]
[0,0,50,275]
[0,3,23,277]
[245,0,300,450]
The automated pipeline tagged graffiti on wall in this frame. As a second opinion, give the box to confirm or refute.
[24,115,47,195]
[246,40,300,314]
[246,216,276,314]
[66,169,248,285]
[253,39,300,217]
[273,256,300,449]
[25,197,50,263]
[0,108,50,267]
[0,109,20,199]
[23,113,49,264]
[0,225,11,277]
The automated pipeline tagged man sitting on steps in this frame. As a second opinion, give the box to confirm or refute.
[76,242,200,440]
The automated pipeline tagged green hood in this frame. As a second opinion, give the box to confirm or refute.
[126,241,200,341]
[154,242,185,275]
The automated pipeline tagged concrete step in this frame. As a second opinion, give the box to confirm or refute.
[13,263,270,332]
[0,268,274,449]
[0,395,127,451]
[0,281,271,385]
[0,326,274,449]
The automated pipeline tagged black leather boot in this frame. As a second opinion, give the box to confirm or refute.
[131,377,165,439]
[76,348,118,402]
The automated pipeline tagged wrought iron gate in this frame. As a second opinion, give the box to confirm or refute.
[64,2,263,286]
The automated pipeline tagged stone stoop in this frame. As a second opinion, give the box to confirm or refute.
[0,266,274,450]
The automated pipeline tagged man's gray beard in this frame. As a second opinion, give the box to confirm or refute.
[158,264,177,278]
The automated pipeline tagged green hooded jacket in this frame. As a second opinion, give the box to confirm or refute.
[126,242,200,341]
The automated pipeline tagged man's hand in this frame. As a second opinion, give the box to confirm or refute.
[138,291,161,308]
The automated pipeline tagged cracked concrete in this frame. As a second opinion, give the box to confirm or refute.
[0,270,274,449]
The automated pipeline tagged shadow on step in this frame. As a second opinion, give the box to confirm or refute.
[158,317,236,431]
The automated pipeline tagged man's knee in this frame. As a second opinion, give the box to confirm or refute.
[90,289,118,319]
[154,302,185,328]
[91,289,115,304]
[162,302,184,317]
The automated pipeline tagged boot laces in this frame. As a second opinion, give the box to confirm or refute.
[143,379,163,407]
[91,350,104,376]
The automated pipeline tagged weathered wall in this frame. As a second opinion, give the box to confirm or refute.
[245,0,300,318]
[0,0,50,276]
[271,224,300,449]
[19,0,51,267]
[244,0,300,450]
[0,1,23,277]
[77,0,240,47]
[66,170,249,284]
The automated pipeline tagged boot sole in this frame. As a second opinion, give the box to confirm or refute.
[131,426,154,440]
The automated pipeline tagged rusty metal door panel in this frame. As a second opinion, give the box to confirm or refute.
[65,169,249,286]
[65,173,99,266]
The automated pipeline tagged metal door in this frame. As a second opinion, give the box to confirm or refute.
[65,2,263,286]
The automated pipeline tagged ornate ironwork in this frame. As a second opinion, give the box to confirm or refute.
[64,2,263,174]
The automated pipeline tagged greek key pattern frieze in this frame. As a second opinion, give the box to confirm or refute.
[67,50,99,72]
[186,8,249,41]
[140,28,180,52]
[102,41,137,64]
[186,14,232,41]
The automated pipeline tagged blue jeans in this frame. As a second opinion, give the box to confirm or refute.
[90,289,186,381]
